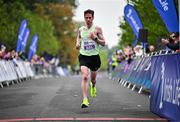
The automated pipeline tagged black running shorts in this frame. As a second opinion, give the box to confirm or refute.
[78,54,101,71]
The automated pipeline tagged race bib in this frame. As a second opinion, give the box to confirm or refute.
[83,41,96,50]
[84,45,95,50]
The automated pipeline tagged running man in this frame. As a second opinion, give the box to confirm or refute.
[76,9,106,108]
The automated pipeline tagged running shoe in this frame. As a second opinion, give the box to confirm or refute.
[81,98,89,108]
[90,82,97,98]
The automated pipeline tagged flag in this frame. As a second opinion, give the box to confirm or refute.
[28,34,38,61]
[16,19,27,52]
[20,28,30,53]
[124,4,143,38]
[152,0,179,32]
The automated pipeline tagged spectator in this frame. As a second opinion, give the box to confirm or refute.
[146,45,155,53]
[134,45,143,56]
[4,52,11,60]
[9,50,18,66]
[74,64,80,75]
[124,44,134,64]
[0,45,6,59]
[161,32,180,51]
[111,53,118,71]
[116,49,125,63]
[149,45,155,52]
[19,52,26,61]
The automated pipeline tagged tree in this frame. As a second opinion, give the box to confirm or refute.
[23,10,59,55]
[35,2,78,65]
[118,0,175,50]
[0,0,59,56]
[0,0,26,50]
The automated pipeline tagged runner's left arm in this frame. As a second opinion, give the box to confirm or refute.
[95,27,106,46]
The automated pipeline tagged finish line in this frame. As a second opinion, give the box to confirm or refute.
[0,117,167,122]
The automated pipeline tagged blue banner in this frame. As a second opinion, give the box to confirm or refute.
[150,54,180,121]
[152,0,179,32]
[16,19,27,52]
[124,4,143,38]
[20,28,30,53]
[28,34,38,61]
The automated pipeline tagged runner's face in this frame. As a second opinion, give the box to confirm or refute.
[84,13,93,27]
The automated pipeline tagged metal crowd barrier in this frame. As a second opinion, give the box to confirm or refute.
[0,59,70,88]
[0,60,35,88]
[110,50,178,94]
[150,52,180,121]
[110,50,180,121]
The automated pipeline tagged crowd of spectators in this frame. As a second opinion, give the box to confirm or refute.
[108,43,156,70]
[0,44,59,75]
[108,32,179,71]
[1,32,179,75]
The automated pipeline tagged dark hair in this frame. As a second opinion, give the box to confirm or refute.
[168,37,174,43]
[170,32,179,38]
[174,32,179,37]
[84,9,94,17]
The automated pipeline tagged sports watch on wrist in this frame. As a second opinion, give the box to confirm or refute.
[95,37,98,42]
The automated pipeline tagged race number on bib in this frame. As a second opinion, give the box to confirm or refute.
[83,41,96,50]
[84,45,95,50]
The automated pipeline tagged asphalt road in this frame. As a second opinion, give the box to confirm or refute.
[0,72,167,122]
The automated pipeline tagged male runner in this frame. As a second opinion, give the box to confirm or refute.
[76,9,106,108]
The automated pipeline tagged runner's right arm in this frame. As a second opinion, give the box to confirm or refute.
[76,30,81,50]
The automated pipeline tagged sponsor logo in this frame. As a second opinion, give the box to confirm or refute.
[159,0,168,11]
[126,9,140,33]
[159,63,180,109]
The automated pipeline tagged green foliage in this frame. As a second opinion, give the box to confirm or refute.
[0,0,58,56]
[119,0,172,50]
[23,11,58,55]
[134,0,169,45]
[0,0,78,62]
[0,0,26,50]
[34,3,78,65]
[19,0,77,11]
[118,19,134,48]
[99,47,108,70]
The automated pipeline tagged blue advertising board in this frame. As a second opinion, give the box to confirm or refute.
[150,54,180,121]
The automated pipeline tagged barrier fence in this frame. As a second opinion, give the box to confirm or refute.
[150,53,180,121]
[0,59,68,88]
[111,52,180,121]
[111,56,151,93]
[0,60,34,87]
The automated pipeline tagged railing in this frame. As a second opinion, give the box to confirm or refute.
[0,59,69,88]
[0,60,34,87]
[110,50,180,121]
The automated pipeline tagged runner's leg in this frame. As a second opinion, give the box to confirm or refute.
[90,71,97,87]
[81,66,89,98]
[90,71,97,97]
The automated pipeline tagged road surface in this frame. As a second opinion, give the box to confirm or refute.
[0,72,166,122]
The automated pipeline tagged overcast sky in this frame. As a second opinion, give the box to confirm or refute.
[74,0,127,48]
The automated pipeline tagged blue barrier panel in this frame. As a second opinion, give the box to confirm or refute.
[150,54,180,121]
[114,57,151,89]
[135,57,151,89]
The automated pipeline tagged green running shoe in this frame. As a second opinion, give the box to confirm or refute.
[81,98,89,108]
[90,82,97,98]
[92,85,96,97]
[90,82,93,97]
